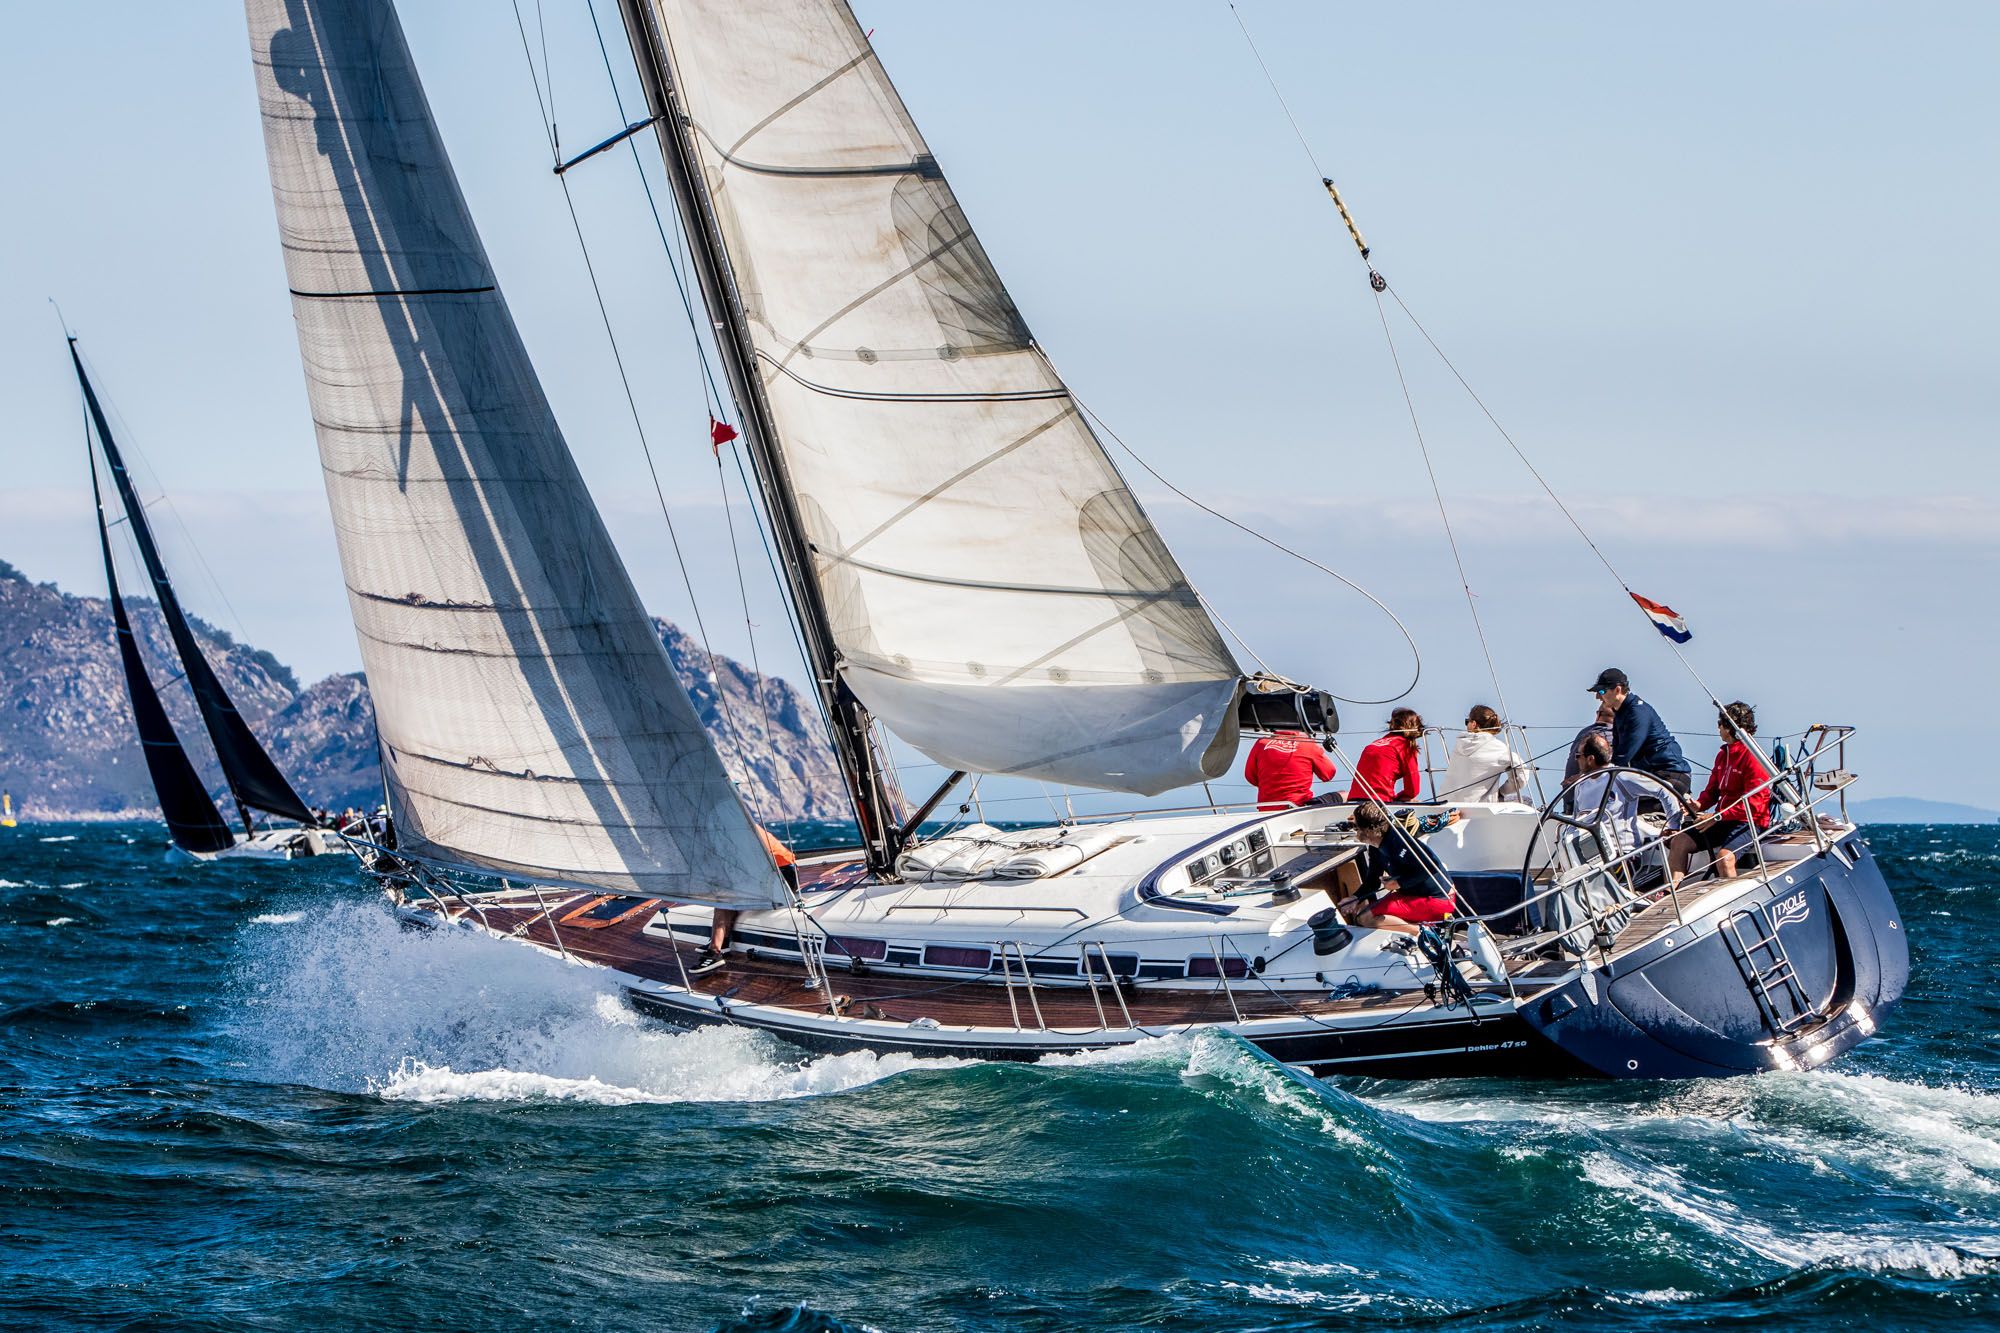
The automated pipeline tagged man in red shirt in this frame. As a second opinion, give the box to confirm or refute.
[1243,729,1336,809]
[1668,701,1773,885]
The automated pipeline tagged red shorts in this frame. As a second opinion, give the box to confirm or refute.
[1369,893,1454,923]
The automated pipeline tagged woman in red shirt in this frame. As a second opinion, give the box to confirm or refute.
[1669,701,1772,885]
[1347,708,1425,804]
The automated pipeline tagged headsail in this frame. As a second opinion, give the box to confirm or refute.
[243,0,786,905]
[70,344,317,829]
[88,440,237,855]
[626,0,1244,796]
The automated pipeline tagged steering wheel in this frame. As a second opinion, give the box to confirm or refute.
[1520,764,1683,902]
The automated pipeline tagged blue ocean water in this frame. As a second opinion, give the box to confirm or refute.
[3,822,1998,1331]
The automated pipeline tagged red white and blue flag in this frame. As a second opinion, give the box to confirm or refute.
[1630,591,1691,643]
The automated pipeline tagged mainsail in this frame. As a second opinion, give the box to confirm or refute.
[70,344,317,829]
[243,0,786,905]
[626,0,1244,796]
[88,440,237,855]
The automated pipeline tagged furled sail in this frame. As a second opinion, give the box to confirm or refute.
[71,344,317,828]
[634,0,1244,795]
[243,0,786,905]
[89,444,237,855]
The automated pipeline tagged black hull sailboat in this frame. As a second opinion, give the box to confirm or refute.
[242,0,1906,1080]
[72,341,342,862]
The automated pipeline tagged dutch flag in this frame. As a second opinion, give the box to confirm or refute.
[1630,591,1692,643]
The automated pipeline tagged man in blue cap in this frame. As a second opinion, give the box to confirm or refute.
[1588,667,1693,800]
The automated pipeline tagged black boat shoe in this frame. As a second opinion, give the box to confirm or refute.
[687,948,727,977]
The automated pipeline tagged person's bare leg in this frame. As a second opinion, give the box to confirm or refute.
[1713,847,1738,881]
[1359,911,1421,937]
[1667,833,1694,887]
[709,907,739,953]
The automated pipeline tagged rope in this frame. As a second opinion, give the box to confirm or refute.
[508,0,766,774]
[1368,289,1514,725]
[1069,395,1422,706]
[578,0,846,767]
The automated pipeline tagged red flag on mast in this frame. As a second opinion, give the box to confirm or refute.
[709,415,739,455]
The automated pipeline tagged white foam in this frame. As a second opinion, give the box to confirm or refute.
[250,912,304,926]
[44,917,77,927]
[38,835,76,843]
[229,901,963,1105]
[0,879,29,889]
[1580,1152,2000,1275]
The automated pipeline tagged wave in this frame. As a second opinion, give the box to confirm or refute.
[227,901,965,1106]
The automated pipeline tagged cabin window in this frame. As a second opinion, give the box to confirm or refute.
[1186,954,1249,979]
[826,935,888,962]
[1082,952,1139,979]
[923,944,992,971]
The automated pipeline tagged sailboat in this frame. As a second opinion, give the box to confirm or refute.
[242,0,1907,1078]
[72,341,345,862]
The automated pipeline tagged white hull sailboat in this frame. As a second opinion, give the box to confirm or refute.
[241,0,1905,1079]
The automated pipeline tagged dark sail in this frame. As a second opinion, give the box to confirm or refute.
[68,342,317,828]
[91,445,237,854]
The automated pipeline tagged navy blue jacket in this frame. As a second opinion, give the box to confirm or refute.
[1362,826,1454,902]
[1612,695,1690,775]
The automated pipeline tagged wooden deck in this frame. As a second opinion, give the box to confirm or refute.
[421,893,1550,1032]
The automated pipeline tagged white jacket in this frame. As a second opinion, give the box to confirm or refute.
[1442,730,1529,803]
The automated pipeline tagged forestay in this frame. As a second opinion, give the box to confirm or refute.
[642,0,1244,795]
[244,0,785,905]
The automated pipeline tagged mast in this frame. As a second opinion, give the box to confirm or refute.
[68,342,316,831]
[614,0,904,873]
[88,423,237,855]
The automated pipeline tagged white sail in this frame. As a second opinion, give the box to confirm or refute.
[245,0,785,905]
[642,0,1244,795]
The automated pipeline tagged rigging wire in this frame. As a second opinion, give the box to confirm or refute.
[506,0,762,765]
[1229,2,1732,725]
[577,0,839,770]
[1070,397,1422,706]
[1368,290,1514,724]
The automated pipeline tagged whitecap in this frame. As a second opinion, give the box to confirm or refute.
[228,901,963,1105]
[250,912,304,926]
[44,917,78,927]
[38,835,77,843]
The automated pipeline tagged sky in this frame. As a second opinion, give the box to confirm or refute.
[1,2,1994,812]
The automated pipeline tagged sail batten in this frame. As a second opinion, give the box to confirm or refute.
[634,0,1244,795]
[244,0,785,906]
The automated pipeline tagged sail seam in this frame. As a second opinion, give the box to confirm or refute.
[757,351,1065,403]
[836,406,1077,559]
[820,548,1193,601]
[288,285,496,298]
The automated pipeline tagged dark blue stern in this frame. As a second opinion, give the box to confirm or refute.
[1522,832,1907,1078]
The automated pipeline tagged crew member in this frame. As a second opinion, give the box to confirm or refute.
[1441,705,1529,803]
[1669,701,1773,885]
[1337,802,1456,935]
[1562,698,1617,810]
[1570,734,1643,858]
[689,824,799,977]
[1589,668,1692,797]
[1347,708,1424,804]
[1242,728,1336,809]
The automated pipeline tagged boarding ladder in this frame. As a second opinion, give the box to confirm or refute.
[1720,901,1818,1036]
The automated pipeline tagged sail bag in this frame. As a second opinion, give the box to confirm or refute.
[639,0,1244,794]
[244,0,786,905]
